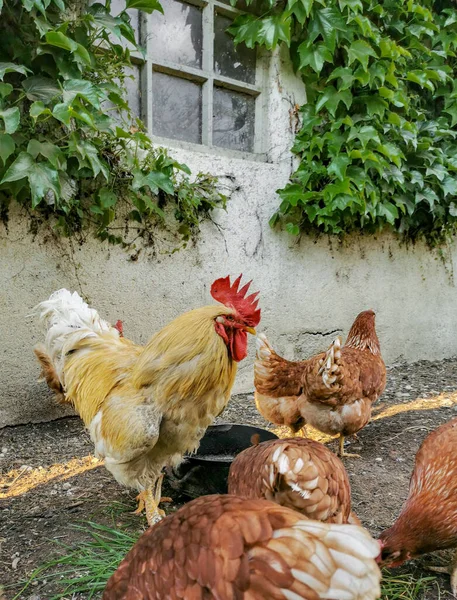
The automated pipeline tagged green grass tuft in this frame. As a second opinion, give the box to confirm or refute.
[381,570,438,599]
[11,519,438,600]
[12,522,140,600]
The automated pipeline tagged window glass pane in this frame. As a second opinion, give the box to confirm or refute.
[101,65,141,124]
[214,13,256,84]
[213,87,255,152]
[152,72,202,144]
[151,0,203,68]
[109,0,140,49]
[125,64,141,119]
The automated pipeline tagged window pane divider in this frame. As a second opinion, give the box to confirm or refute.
[141,11,153,134]
[202,2,214,146]
[213,75,260,95]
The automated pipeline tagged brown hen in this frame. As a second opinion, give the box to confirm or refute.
[255,310,386,457]
[103,494,381,600]
[228,437,360,524]
[379,417,457,594]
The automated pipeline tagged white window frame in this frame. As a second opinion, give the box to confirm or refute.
[128,0,268,160]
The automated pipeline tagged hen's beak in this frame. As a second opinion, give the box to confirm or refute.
[244,326,256,335]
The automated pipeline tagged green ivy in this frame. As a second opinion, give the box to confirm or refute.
[0,0,226,246]
[230,0,457,246]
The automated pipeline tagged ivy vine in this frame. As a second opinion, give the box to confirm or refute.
[230,0,457,246]
[0,0,226,247]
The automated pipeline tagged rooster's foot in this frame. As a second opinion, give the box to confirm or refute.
[133,489,165,526]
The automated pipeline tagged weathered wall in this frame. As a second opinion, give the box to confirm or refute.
[1,48,457,427]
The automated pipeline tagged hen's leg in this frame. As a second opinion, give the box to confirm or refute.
[338,434,361,459]
[427,550,457,596]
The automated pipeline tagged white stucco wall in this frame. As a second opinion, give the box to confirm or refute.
[1,48,457,427]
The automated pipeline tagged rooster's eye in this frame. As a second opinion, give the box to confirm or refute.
[226,315,234,322]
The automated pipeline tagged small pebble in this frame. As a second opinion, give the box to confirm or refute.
[375,457,383,462]
[2,447,7,453]
[62,482,72,490]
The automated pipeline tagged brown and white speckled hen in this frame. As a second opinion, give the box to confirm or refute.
[103,494,381,600]
[255,310,386,457]
[379,417,457,595]
[228,437,360,525]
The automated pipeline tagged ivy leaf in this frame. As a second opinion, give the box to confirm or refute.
[346,40,377,71]
[298,42,333,73]
[52,102,71,125]
[442,176,457,197]
[377,201,399,224]
[328,155,351,181]
[63,79,100,109]
[278,183,303,207]
[347,126,380,147]
[0,151,60,208]
[308,7,346,52]
[29,101,51,120]
[71,140,109,180]
[0,83,13,98]
[45,31,78,52]
[0,107,20,134]
[327,66,354,90]
[22,76,60,102]
[406,70,434,92]
[450,203,457,217]
[376,143,404,168]
[27,140,66,169]
[426,163,447,181]
[133,169,174,195]
[258,14,292,49]
[0,133,15,165]
[98,187,118,209]
[316,86,352,117]
[126,0,164,13]
[228,15,262,48]
[286,0,314,23]
[0,62,31,80]
[410,170,424,189]
[364,95,388,117]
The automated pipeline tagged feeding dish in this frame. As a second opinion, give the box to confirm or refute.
[166,423,278,498]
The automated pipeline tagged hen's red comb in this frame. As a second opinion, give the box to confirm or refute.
[210,275,261,326]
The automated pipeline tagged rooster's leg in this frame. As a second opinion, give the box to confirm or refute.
[153,473,172,504]
[133,486,165,527]
[338,434,361,459]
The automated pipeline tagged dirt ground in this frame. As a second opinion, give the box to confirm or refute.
[2,358,457,599]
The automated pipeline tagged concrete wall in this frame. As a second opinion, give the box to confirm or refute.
[1,48,457,427]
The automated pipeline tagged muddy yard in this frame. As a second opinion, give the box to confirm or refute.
[2,358,457,599]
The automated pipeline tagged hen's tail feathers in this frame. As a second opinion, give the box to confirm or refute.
[33,289,120,385]
[254,333,274,384]
[318,336,342,389]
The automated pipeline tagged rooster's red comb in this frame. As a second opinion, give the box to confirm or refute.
[210,275,261,327]
[114,320,124,337]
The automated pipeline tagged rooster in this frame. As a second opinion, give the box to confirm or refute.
[255,310,386,457]
[103,494,382,600]
[33,275,260,525]
[228,437,360,524]
[378,417,457,595]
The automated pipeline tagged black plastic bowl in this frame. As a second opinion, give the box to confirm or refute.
[165,423,278,498]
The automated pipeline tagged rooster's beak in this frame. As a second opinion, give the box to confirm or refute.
[244,326,256,335]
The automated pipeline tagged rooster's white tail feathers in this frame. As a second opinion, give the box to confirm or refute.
[34,289,119,384]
